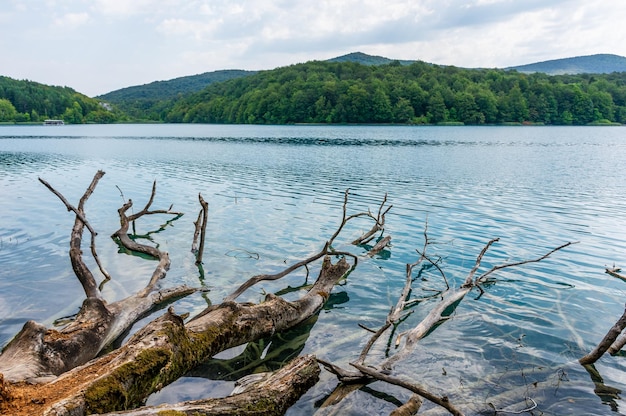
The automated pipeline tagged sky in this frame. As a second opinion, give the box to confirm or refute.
[2,0,626,97]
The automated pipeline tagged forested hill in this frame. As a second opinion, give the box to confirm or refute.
[509,54,626,75]
[98,70,256,102]
[327,52,416,66]
[0,76,126,123]
[96,69,256,120]
[164,59,626,125]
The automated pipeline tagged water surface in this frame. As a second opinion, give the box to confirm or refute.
[1,124,626,414]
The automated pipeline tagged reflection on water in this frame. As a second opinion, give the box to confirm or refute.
[2,124,626,414]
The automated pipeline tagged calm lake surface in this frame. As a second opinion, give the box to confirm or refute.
[2,124,626,414]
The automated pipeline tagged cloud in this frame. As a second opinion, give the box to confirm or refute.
[2,0,626,96]
[53,12,90,28]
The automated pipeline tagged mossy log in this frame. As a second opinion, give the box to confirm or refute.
[0,172,363,415]
[0,257,349,415]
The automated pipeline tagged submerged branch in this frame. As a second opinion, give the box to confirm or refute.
[350,363,464,416]
[580,305,626,365]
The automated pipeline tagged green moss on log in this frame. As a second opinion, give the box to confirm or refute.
[84,348,171,414]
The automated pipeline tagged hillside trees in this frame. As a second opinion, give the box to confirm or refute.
[164,60,626,125]
[0,99,17,122]
[0,76,126,123]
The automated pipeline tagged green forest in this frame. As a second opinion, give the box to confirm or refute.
[3,58,626,125]
[0,76,126,124]
[165,60,626,125]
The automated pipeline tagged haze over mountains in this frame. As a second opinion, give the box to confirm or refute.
[97,53,626,102]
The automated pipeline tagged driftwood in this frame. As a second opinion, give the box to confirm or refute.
[319,225,574,415]
[0,175,387,415]
[579,266,626,365]
[0,172,195,384]
[0,171,588,416]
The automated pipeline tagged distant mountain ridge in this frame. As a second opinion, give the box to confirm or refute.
[507,54,626,75]
[96,52,626,113]
[326,51,416,66]
[97,69,256,102]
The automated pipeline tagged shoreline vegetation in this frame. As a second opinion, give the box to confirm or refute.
[2,58,626,126]
[1,120,622,127]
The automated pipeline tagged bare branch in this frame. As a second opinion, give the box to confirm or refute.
[474,241,577,285]
[195,193,209,265]
[111,182,183,298]
[328,189,392,248]
[224,243,331,302]
[316,358,368,383]
[609,332,626,355]
[580,305,626,365]
[39,171,108,299]
[350,363,464,416]
[352,193,392,246]
[192,208,203,253]
[223,188,391,301]
[365,235,392,257]
[606,265,626,283]
[462,237,500,287]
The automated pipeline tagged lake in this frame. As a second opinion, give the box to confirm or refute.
[1,124,626,414]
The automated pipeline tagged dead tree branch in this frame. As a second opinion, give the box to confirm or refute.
[39,171,109,299]
[0,173,196,384]
[321,236,574,414]
[224,190,390,302]
[580,305,626,365]
[192,193,209,265]
[390,394,422,416]
[2,257,350,415]
[98,355,320,416]
[328,189,392,247]
[351,363,464,416]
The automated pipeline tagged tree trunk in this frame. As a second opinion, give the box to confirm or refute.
[0,257,350,416]
[0,173,368,415]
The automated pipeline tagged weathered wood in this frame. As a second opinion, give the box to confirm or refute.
[351,363,464,416]
[0,175,195,384]
[98,355,320,416]
[390,394,422,416]
[0,256,349,415]
[580,305,626,365]
[321,237,574,414]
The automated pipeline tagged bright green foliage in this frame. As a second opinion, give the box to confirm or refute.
[162,60,626,125]
[0,76,127,123]
[0,98,17,121]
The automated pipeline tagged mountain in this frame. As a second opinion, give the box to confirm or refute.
[507,54,626,75]
[94,52,626,122]
[326,51,416,66]
[96,69,256,121]
[97,69,256,102]
[98,53,626,103]
[165,57,626,126]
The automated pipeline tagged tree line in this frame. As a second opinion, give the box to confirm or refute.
[0,76,126,124]
[163,60,626,125]
[4,60,626,125]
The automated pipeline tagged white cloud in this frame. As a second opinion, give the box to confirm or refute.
[1,0,626,96]
[53,12,90,28]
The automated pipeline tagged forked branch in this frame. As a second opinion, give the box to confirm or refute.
[39,171,110,299]
[224,190,390,302]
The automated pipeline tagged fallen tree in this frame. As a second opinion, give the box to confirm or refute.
[318,224,573,415]
[0,172,368,415]
[0,172,577,415]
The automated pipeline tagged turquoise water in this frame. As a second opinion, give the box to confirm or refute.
[1,124,626,414]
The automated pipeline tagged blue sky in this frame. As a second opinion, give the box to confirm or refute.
[2,0,625,97]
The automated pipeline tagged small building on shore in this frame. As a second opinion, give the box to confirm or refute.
[43,119,64,125]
